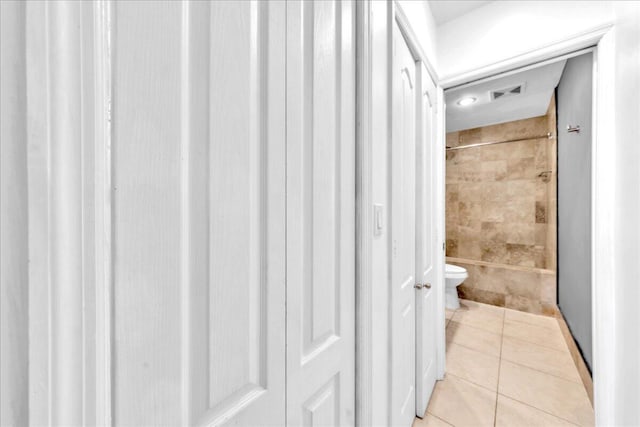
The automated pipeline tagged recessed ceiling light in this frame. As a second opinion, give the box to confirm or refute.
[457,97,477,106]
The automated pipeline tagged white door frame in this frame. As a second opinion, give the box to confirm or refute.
[355,1,445,424]
[356,1,616,423]
[24,1,113,424]
[392,0,447,386]
[438,26,615,424]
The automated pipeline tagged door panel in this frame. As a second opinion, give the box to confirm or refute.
[113,1,286,425]
[286,0,356,425]
[391,23,417,427]
[415,63,438,417]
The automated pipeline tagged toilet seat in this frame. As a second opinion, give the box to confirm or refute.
[445,263,467,278]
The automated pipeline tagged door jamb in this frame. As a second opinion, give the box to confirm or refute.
[438,25,615,424]
[355,1,445,424]
[391,0,447,383]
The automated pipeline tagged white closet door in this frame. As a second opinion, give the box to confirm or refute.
[390,22,417,427]
[112,1,286,425]
[415,62,438,417]
[286,0,356,425]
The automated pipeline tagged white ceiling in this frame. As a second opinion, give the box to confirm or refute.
[429,1,491,25]
[445,60,566,132]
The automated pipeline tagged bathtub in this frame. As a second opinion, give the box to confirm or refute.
[446,257,557,316]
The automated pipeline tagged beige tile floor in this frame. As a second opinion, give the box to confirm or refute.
[414,299,594,427]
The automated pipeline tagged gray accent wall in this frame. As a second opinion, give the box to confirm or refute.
[557,53,593,370]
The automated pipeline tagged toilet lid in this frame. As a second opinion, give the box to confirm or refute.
[445,263,466,274]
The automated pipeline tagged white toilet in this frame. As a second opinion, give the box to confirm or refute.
[445,264,468,309]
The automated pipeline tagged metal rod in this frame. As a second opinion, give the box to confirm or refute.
[446,133,554,151]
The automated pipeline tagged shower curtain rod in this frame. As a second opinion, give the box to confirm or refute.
[445,133,554,151]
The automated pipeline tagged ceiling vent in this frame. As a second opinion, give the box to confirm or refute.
[491,83,525,101]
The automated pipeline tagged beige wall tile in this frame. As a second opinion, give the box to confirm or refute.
[458,287,506,308]
[458,182,485,202]
[456,146,481,164]
[457,127,482,145]
[480,221,507,242]
[445,239,458,257]
[456,239,482,259]
[446,184,459,202]
[506,243,537,266]
[534,139,549,171]
[458,219,482,240]
[504,269,540,300]
[539,273,557,303]
[480,143,510,161]
[445,112,558,310]
[480,240,508,263]
[504,223,536,245]
[506,140,537,160]
[458,298,505,315]
[506,180,536,200]
[446,131,460,148]
[535,223,547,245]
[503,199,536,223]
[474,265,508,294]
[506,156,535,179]
[505,295,544,315]
[458,199,482,214]
[535,201,547,223]
[482,181,510,202]
[533,246,546,268]
[481,160,507,181]
[481,201,506,222]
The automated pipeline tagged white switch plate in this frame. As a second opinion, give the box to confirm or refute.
[374,204,383,236]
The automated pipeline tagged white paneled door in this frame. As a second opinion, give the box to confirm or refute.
[391,22,417,427]
[286,0,356,425]
[115,0,357,424]
[415,62,438,417]
[113,1,287,425]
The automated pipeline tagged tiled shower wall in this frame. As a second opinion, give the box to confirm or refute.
[446,97,558,314]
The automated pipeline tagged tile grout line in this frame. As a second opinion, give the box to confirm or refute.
[502,332,572,355]
[449,323,582,384]
[424,411,455,427]
[494,308,506,427]
[444,371,498,394]
[447,318,504,336]
[504,315,560,330]
[495,392,582,426]
[499,357,585,385]
[500,335,569,353]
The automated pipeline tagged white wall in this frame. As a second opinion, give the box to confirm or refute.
[606,3,640,423]
[0,2,29,426]
[398,0,438,72]
[437,1,614,82]
[369,3,391,423]
[433,1,640,424]
[368,1,440,424]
